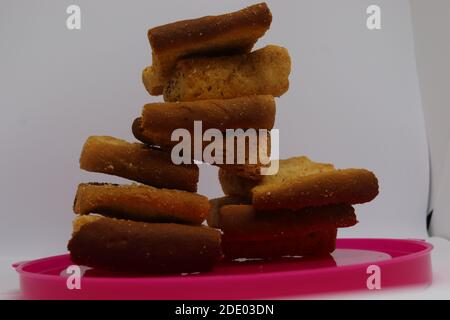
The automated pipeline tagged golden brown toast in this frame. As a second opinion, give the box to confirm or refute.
[207,196,250,228]
[144,3,272,95]
[79,136,199,192]
[140,95,276,135]
[219,156,335,197]
[219,156,379,210]
[133,117,272,180]
[162,45,291,102]
[68,216,222,274]
[132,95,275,179]
[252,168,378,210]
[73,183,210,225]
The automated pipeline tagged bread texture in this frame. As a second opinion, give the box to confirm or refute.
[222,229,337,260]
[141,95,276,134]
[144,3,272,95]
[253,168,379,210]
[133,96,274,178]
[219,204,356,241]
[68,216,223,274]
[218,167,259,198]
[79,136,199,192]
[163,45,291,102]
[207,196,249,228]
[219,156,379,210]
[219,156,335,197]
[133,116,271,158]
[73,183,210,225]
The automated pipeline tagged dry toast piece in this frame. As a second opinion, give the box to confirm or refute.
[207,196,250,228]
[218,167,260,198]
[163,45,291,102]
[133,95,274,178]
[219,156,335,198]
[219,156,379,210]
[219,204,357,241]
[253,168,379,210]
[222,228,337,260]
[73,183,210,225]
[79,136,199,192]
[68,216,222,274]
[144,2,272,95]
[140,95,276,134]
[133,116,272,154]
[133,117,272,180]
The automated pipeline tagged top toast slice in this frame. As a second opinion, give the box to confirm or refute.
[144,2,272,95]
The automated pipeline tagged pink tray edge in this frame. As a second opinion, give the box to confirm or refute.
[14,238,433,300]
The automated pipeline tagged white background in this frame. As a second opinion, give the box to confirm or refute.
[410,0,450,239]
[1,0,449,299]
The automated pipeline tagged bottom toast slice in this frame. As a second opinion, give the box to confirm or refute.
[68,216,222,274]
[222,228,337,260]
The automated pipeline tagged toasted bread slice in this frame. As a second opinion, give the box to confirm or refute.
[73,183,209,225]
[222,229,337,260]
[163,45,291,102]
[219,156,379,210]
[144,3,272,95]
[219,204,357,241]
[253,168,379,210]
[140,95,275,134]
[79,136,199,192]
[207,196,250,228]
[219,156,335,197]
[68,216,222,274]
[133,123,272,180]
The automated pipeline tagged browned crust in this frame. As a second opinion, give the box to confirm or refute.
[218,157,379,209]
[73,183,210,225]
[145,3,272,95]
[218,156,336,195]
[132,113,271,180]
[253,169,379,210]
[141,95,276,133]
[217,163,268,181]
[79,136,199,192]
[219,204,357,241]
[148,3,272,52]
[222,229,337,260]
[218,167,259,198]
[163,45,291,102]
[207,196,249,228]
[68,217,223,274]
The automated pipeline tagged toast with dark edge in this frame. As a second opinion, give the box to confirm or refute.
[68,216,222,274]
[79,136,199,192]
[74,183,209,225]
[207,196,250,228]
[144,2,272,95]
[222,229,337,260]
[219,204,357,241]
[163,45,291,102]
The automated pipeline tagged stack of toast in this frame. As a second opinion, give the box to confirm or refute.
[134,2,288,179]
[212,156,378,259]
[67,2,379,273]
[68,136,222,273]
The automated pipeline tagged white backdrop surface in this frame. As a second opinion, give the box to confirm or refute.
[0,0,429,260]
[410,0,450,240]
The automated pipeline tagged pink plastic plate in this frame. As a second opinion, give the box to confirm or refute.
[14,238,433,299]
